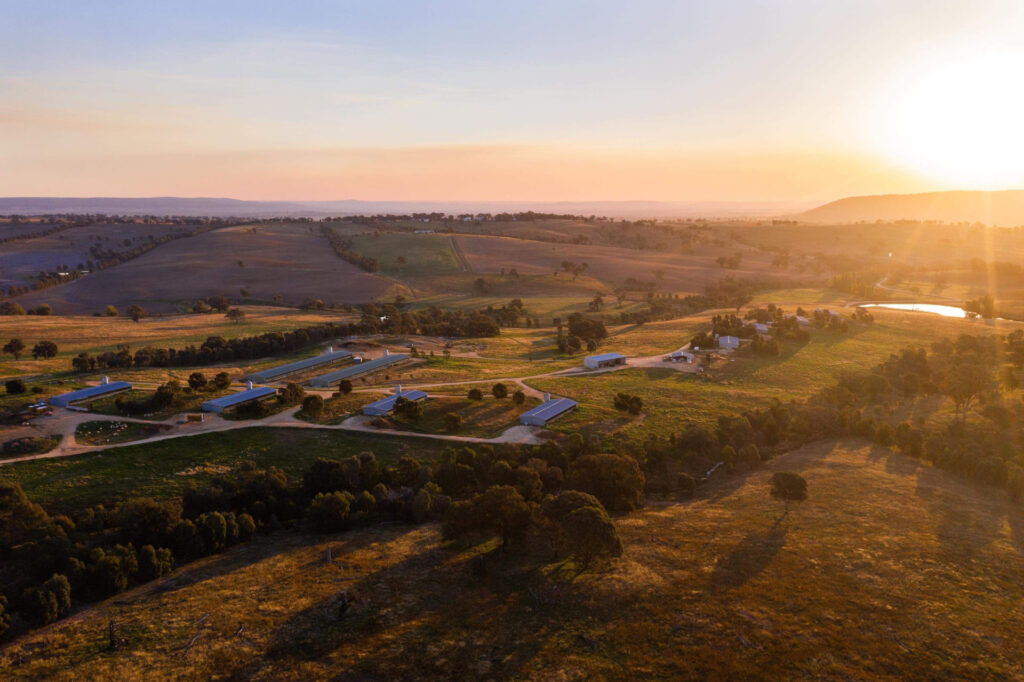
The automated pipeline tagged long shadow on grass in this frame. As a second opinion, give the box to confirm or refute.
[707,517,787,591]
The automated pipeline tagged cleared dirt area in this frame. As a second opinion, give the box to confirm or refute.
[14,223,392,314]
[455,234,783,293]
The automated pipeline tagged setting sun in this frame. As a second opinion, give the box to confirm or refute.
[884,53,1024,188]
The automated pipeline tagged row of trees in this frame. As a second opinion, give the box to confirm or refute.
[321,226,379,272]
[1,339,58,361]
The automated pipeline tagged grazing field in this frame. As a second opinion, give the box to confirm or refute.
[5,440,1022,679]
[348,233,463,278]
[13,223,392,314]
[0,222,194,290]
[0,305,353,379]
[74,420,171,446]
[456,233,788,293]
[0,428,449,512]
[388,395,540,438]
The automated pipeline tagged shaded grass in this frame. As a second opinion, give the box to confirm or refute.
[391,396,540,438]
[74,420,171,446]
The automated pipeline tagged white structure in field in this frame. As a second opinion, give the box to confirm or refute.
[583,352,627,370]
[717,335,740,349]
[519,394,578,426]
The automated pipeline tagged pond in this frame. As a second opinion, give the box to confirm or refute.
[858,303,967,318]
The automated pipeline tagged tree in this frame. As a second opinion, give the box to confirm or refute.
[187,372,207,391]
[492,382,509,399]
[0,595,9,638]
[3,338,25,359]
[302,394,325,419]
[307,491,353,532]
[225,308,246,324]
[212,372,231,390]
[338,379,353,395]
[512,390,526,405]
[5,379,27,394]
[770,472,807,514]
[105,305,119,317]
[33,304,52,316]
[474,485,533,548]
[207,295,230,312]
[126,305,146,323]
[137,545,174,581]
[0,302,26,315]
[566,454,645,512]
[393,396,423,420]
[612,392,643,415]
[943,360,996,421]
[467,387,483,400]
[562,505,622,569]
[281,382,305,405]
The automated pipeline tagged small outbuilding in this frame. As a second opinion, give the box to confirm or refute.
[519,395,577,426]
[362,385,428,416]
[49,377,132,407]
[717,335,740,349]
[583,352,627,370]
[752,322,770,334]
[670,350,695,363]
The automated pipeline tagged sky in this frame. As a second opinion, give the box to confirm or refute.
[3,0,1024,203]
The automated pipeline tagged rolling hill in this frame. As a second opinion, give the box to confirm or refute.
[796,190,1024,226]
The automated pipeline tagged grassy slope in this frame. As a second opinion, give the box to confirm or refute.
[4,440,1022,679]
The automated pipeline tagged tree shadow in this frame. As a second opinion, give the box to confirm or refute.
[707,516,788,591]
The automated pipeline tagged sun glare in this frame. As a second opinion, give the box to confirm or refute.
[884,53,1024,189]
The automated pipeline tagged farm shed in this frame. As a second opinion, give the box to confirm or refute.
[753,323,771,334]
[519,396,578,427]
[717,335,740,349]
[583,352,627,370]
[670,350,695,363]
[49,377,132,407]
[202,384,278,413]
[308,352,409,387]
[362,386,428,416]
[248,347,351,383]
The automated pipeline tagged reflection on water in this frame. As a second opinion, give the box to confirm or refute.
[859,303,967,318]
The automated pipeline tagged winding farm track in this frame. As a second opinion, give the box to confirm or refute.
[1,346,698,467]
[448,235,474,273]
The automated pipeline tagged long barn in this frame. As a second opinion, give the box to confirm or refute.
[308,353,409,387]
[248,347,352,384]
[49,377,132,407]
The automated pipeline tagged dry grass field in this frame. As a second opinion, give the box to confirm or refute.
[13,223,392,314]
[455,234,790,294]
[5,439,1021,679]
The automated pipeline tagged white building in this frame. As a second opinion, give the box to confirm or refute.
[583,352,627,369]
[717,335,740,349]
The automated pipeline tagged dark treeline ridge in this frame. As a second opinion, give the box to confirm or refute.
[0,436,639,640]
[69,304,503,371]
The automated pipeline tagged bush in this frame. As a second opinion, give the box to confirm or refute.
[512,390,526,405]
[612,392,643,415]
[338,379,353,395]
[5,379,26,394]
[307,491,353,532]
[566,454,645,511]
[770,471,808,511]
[562,505,622,569]
[213,372,231,390]
[492,383,509,399]
[467,388,483,400]
[393,396,423,420]
[302,394,325,419]
[31,340,59,359]
[188,372,207,390]
[137,545,174,581]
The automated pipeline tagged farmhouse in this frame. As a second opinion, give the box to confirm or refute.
[520,395,578,427]
[202,383,278,413]
[362,386,428,416]
[717,335,740,349]
[49,377,132,407]
[583,352,627,370]
[248,347,351,383]
[308,352,409,387]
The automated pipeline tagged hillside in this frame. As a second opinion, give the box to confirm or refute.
[3,439,1022,679]
[796,190,1024,226]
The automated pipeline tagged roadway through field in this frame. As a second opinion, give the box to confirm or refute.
[449,235,473,273]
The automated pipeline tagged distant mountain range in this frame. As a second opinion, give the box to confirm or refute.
[0,197,808,219]
[795,190,1024,226]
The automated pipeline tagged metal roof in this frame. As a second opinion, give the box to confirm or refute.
[49,381,132,406]
[308,354,408,387]
[248,349,351,383]
[585,352,626,362]
[362,389,428,414]
[202,386,277,411]
[520,398,577,424]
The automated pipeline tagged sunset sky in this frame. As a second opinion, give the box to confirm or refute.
[3,0,1023,203]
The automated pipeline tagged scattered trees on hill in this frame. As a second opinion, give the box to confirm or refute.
[31,341,58,360]
[3,338,25,360]
[126,305,146,323]
[0,302,25,316]
[225,308,246,324]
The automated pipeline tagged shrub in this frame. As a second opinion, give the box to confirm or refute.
[31,340,59,359]
[512,390,526,405]
[338,379,353,395]
[393,396,423,420]
[137,545,174,581]
[188,372,207,391]
[213,372,231,390]
[613,392,643,415]
[677,473,696,498]
[492,383,509,399]
[467,388,483,401]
